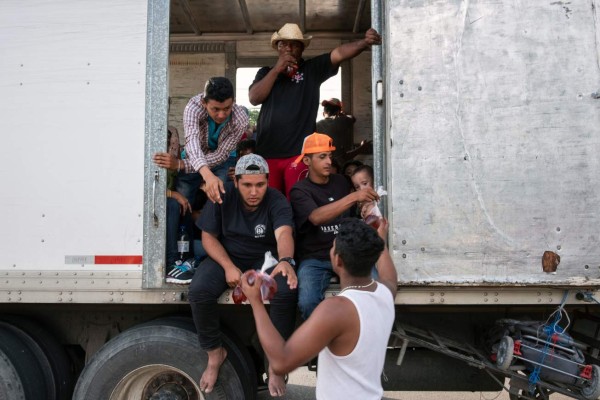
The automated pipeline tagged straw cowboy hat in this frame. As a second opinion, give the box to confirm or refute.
[271,23,312,50]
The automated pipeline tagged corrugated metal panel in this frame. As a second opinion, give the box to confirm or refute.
[0,0,147,270]
[386,0,600,285]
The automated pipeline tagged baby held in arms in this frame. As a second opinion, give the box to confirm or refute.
[350,165,386,229]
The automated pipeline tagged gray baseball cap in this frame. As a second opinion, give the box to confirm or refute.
[234,154,269,176]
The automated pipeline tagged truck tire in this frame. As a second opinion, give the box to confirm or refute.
[496,336,514,370]
[582,364,600,400]
[0,350,25,400]
[1,316,73,400]
[72,324,246,400]
[140,316,258,400]
[0,322,54,400]
[509,387,551,399]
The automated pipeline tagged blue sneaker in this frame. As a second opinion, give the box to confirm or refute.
[166,259,196,284]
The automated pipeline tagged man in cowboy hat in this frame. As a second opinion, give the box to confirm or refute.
[289,133,379,320]
[248,23,381,198]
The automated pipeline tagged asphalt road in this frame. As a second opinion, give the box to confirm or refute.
[256,367,573,400]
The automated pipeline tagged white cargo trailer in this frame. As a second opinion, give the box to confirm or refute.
[0,0,599,399]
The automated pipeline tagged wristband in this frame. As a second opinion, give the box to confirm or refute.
[279,257,296,268]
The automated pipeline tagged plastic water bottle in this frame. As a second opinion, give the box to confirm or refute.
[177,226,189,260]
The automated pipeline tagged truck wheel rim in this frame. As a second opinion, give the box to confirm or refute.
[109,364,202,400]
[497,339,508,364]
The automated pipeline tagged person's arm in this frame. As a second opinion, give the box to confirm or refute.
[248,67,280,106]
[308,188,379,226]
[153,153,194,173]
[342,140,372,163]
[248,51,296,105]
[242,275,350,375]
[330,28,382,66]
[375,218,398,298]
[168,190,192,215]
[269,225,297,289]
[202,231,242,287]
[274,225,294,261]
[198,167,225,205]
[183,96,210,173]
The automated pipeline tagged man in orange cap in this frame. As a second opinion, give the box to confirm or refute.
[249,23,382,198]
[289,133,379,320]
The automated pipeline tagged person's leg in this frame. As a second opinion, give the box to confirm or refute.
[175,171,202,205]
[166,197,181,267]
[165,208,199,283]
[283,156,309,199]
[188,257,229,393]
[265,158,286,193]
[210,155,236,182]
[179,209,195,259]
[297,259,334,321]
[263,265,299,396]
[193,236,208,262]
[265,266,298,340]
[189,257,229,348]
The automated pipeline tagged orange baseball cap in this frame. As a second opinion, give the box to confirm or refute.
[293,133,336,165]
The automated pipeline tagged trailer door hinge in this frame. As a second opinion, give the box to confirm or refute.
[376,80,383,104]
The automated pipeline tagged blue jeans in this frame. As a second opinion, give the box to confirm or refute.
[176,156,237,205]
[193,239,207,261]
[211,155,236,182]
[297,258,380,320]
[297,258,334,321]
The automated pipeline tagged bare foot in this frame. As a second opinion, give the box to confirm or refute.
[268,365,287,397]
[199,347,227,393]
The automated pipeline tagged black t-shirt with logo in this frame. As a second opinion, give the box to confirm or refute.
[289,174,353,261]
[198,182,293,268]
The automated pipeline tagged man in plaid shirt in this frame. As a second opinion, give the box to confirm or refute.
[154,77,249,205]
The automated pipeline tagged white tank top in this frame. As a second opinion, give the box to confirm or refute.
[315,283,395,400]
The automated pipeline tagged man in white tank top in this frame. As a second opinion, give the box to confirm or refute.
[242,218,397,399]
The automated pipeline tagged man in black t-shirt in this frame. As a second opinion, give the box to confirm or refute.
[188,154,297,396]
[249,23,382,198]
[289,133,379,320]
[316,98,355,164]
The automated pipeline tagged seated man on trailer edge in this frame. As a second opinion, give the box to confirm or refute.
[187,154,298,396]
[289,133,380,320]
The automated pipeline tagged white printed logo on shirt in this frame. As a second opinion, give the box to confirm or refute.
[320,224,339,235]
[255,224,266,238]
[291,72,304,83]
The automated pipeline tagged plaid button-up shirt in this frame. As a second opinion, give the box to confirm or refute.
[181,93,249,173]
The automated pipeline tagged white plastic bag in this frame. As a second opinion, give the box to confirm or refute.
[362,187,387,228]
[232,251,279,304]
